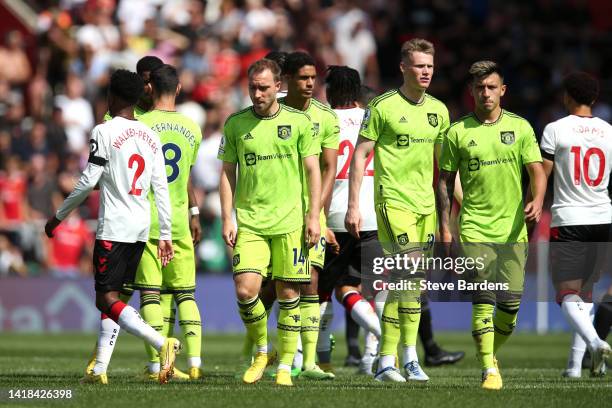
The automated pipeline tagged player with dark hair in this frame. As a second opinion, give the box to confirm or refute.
[45,69,180,385]
[317,65,383,375]
[219,58,322,386]
[104,56,164,121]
[278,51,339,380]
[86,57,197,381]
[265,51,288,75]
[438,60,546,389]
[132,63,204,380]
[540,71,612,378]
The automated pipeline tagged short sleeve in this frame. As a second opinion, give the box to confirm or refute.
[436,106,451,145]
[321,112,340,150]
[359,104,383,142]
[439,125,460,172]
[192,126,203,166]
[539,123,556,158]
[298,116,320,158]
[88,125,109,166]
[217,121,237,163]
[521,122,543,164]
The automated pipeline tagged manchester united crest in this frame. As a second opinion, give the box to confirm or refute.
[278,125,292,140]
[427,113,438,127]
[500,131,515,145]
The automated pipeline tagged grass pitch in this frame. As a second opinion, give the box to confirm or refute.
[0,332,610,407]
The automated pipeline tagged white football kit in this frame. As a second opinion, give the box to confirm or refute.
[56,116,172,242]
[540,114,612,227]
[327,107,377,232]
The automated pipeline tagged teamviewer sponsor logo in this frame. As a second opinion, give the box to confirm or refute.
[397,134,410,147]
[244,153,256,166]
[468,157,480,171]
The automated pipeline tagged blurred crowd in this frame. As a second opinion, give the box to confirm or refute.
[0,0,610,277]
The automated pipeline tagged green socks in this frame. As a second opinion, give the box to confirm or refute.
[278,297,301,366]
[238,296,268,352]
[140,292,163,364]
[300,295,320,369]
[380,290,401,358]
[176,292,202,363]
[494,300,520,353]
[472,303,495,370]
[398,290,421,348]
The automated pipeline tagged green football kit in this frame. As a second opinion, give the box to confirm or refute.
[439,109,542,375]
[360,89,450,367]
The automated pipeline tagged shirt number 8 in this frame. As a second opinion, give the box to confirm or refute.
[163,143,182,183]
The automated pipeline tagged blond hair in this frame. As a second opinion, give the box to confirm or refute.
[247,59,281,82]
[400,38,435,60]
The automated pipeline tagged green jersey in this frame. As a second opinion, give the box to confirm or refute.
[218,105,319,235]
[439,110,542,242]
[360,90,450,214]
[279,97,340,209]
[103,105,148,122]
[138,109,202,240]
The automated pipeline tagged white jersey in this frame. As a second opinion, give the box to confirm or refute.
[327,107,377,232]
[540,114,612,227]
[56,116,172,242]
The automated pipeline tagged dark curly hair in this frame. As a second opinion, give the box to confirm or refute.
[563,71,599,106]
[109,69,143,105]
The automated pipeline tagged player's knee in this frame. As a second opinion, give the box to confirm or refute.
[556,288,580,305]
[95,292,117,313]
[235,285,258,302]
[276,281,300,300]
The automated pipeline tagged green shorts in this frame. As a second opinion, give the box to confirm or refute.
[375,202,436,256]
[232,227,310,283]
[133,236,196,292]
[309,211,327,271]
[460,240,528,295]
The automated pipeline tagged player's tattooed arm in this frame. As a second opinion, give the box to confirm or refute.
[187,175,202,245]
[436,170,457,244]
[219,161,237,248]
[345,136,374,238]
[524,162,546,223]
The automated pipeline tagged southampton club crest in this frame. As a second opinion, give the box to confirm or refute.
[500,131,515,145]
[278,125,292,140]
[427,113,438,127]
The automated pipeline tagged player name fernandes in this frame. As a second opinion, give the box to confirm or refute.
[372,279,509,291]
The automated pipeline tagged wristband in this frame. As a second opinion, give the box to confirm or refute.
[189,206,200,216]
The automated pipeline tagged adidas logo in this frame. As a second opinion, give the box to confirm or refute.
[399,116,408,123]
[244,133,253,140]
[468,140,477,147]
[185,331,196,337]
